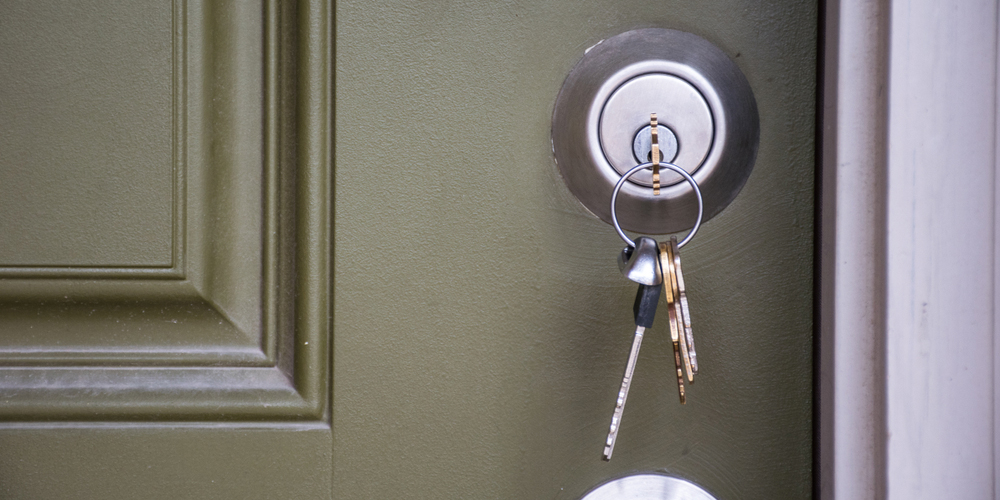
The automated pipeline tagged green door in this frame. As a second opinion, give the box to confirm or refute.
[0,1,816,498]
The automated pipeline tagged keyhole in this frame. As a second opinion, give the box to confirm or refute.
[633,124,679,164]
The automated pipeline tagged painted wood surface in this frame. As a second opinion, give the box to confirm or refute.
[823,1,999,498]
[0,0,817,497]
[885,1,997,498]
[819,0,888,497]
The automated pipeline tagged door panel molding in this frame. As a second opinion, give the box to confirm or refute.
[0,0,331,422]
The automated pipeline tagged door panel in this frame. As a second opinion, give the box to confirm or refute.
[335,1,815,499]
[0,0,329,421]
[0,2,173,268]
[0,0,331,497]
[0,427,332,499]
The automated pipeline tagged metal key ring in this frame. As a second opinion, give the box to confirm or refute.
[610,161,704,249]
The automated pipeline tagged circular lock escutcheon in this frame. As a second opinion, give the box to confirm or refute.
[551,28,759,235]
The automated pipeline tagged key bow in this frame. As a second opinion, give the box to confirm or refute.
[617,237,662,286]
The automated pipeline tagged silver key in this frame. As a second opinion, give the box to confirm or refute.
[604,237,662,461]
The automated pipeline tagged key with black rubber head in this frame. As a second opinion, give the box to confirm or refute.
[603,254,662,461]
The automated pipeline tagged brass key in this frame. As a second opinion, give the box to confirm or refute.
[671,236,698,376]
[651,114,660,195]
[658,242,685,403]
[665,239,693,382]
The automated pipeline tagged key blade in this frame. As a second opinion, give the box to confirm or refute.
[651,113,660,195]
[603,325,645,461]
[679,293,697,375]
[672,340,687,404]
[665,239,694,382]
[659,243,686,403]
[671,237,698,375]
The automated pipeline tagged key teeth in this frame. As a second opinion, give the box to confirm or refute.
[651,113,660,195]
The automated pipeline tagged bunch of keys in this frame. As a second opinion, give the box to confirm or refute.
[602,115,704,461]
[661,236,698,398]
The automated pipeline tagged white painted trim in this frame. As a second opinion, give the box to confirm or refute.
[884,1,997,498]
[995,28,1000,497]
[822,1,999,498]
[820,0,889,498]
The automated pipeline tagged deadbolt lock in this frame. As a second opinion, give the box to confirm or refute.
[551,28,759,234]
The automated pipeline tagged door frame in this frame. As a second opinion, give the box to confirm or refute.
[819,0,998,498]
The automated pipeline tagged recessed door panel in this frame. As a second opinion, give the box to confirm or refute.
[0,1,174,268]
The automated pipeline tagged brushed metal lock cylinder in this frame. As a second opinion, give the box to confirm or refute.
[632,123,678,172]
[552,28,759,234]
